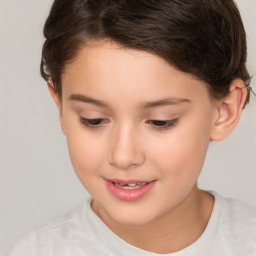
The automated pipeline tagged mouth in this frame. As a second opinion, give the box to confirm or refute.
[112,182,148,190]
[104,179,156,201]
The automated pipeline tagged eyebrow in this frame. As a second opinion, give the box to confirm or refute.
[69,94,191,108]
[142,98,191,108]
[69,94,109,108]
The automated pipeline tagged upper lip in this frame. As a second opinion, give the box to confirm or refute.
[105,178,155,185]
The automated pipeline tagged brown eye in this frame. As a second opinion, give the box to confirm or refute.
[79,117,106,128]
[146,119,179,130]
[87,119,104,125]
[151,120,170,126]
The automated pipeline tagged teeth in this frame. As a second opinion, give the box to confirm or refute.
[122,185,140,190]
[128,183,137,187]
[114,182,147,189]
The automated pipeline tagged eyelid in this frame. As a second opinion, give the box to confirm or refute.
[79,117,109,129]
[79,116,179,131]
[146,118,179,131]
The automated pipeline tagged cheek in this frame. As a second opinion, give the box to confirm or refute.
[64,127,105,180]
[148,118,211,180]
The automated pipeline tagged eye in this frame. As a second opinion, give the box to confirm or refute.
[146,119,179,131]
[79,117,107,129]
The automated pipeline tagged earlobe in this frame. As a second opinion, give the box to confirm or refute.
[47,81,65,135]
[210,79,247,141]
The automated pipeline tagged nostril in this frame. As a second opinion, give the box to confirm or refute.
[108,132,146,169]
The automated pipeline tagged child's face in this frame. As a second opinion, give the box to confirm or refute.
[56,40,219,226]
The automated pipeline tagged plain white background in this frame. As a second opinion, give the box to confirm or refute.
[0,0,255,254]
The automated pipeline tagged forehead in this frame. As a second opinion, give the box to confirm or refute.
[61,41,211,107]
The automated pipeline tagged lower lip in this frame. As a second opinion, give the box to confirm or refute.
[105,180,156,201]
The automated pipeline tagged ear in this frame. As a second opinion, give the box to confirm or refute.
[47,81,65,135]
[210,79,247,141]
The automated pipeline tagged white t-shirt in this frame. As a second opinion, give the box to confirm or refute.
[6,191,256,256]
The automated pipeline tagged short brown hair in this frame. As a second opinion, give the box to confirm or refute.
[41,0,251,104]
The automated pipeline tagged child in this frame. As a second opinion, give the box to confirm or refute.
[7,0,256,255]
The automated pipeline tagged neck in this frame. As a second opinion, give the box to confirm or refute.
[94,187,214,254]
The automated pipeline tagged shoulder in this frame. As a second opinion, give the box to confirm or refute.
[211,192,256,254]
[6,199,93,256]
[220,194,256,231]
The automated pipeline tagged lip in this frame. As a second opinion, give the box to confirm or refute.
[104,179,157,201]
[107,179,150,185]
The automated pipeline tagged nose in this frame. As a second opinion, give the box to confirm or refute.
[108,124,145,170]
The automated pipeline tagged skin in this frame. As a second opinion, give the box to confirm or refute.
[49,40,247,253]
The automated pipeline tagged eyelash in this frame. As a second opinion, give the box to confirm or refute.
[146,119,179,130]
[79,118,107,129]
[79,117,179,131]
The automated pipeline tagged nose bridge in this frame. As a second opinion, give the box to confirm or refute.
[108,121,145,170]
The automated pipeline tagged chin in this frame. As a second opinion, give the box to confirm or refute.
[114,214,155,227]
[103,204,162,227]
